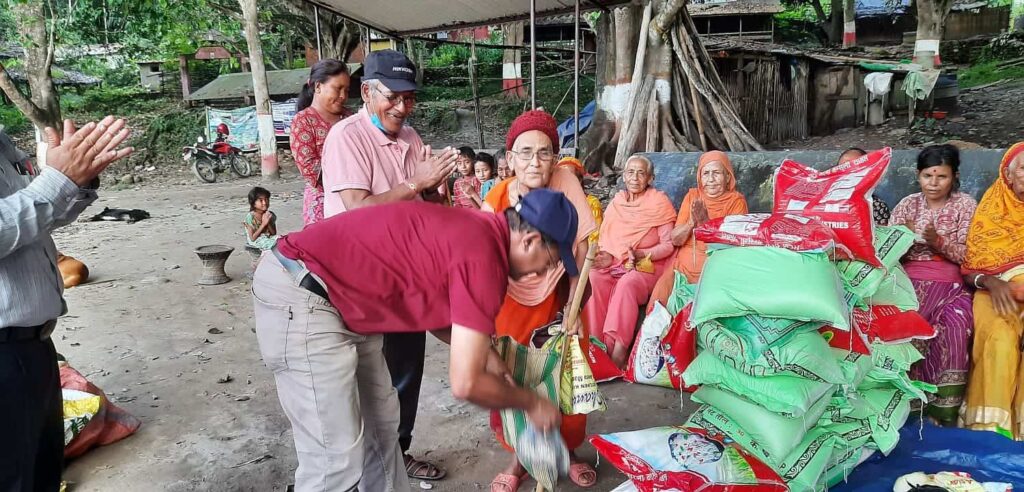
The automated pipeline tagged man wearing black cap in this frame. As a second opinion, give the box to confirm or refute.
[318,49,456,481]
[252,189,577,491]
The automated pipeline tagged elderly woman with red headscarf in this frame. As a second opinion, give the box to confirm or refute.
[649,151,749,307]
[583,155,676,367]
[482,110,599,491]
[961,142,1024,439]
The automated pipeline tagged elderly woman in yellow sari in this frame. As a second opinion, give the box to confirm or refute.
[960,142,1024,439]
[583,155,676,367]
[482,110,599,490]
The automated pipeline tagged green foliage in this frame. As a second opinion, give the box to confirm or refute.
[61,86,167,118]
[959,61,1024,88]
[0,5,15,42]
[0,105,30,133]
[137,108,205,160]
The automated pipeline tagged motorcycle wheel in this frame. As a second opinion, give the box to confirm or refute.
[193,156,217,183]
[229,153,253,177]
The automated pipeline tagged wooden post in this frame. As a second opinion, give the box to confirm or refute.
[239,0,280,180]
[178,54,192,100]
[469,38,485,148]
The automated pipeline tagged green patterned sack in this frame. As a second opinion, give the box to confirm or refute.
[859,342,935,402]
[698,324,846,383]
[691,386,830,465]
[691,247,851,330]
[683,352,835,417]
[775,428,837,492]
[832,349,875,388]
[860,387,913,455]
[710,315,822,360]
[667,272,697,316]
[823,446,874,489]
[866,265,920,311]
[835,225,916,299]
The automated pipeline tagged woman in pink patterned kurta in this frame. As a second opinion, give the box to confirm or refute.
[289,60,353,225]
[889,144,978,426]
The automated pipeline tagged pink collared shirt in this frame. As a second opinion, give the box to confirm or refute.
[320,106,427,217]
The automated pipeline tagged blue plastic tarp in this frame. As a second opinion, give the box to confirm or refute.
[557,100,595,149]
[834,420,1024,490]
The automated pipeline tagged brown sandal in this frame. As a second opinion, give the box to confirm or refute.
[404,454,446,481]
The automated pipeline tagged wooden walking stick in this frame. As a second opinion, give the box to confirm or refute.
[537,242,599,492]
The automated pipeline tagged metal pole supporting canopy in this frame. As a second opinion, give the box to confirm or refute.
[530,0,537,109]
[314,6,323,59]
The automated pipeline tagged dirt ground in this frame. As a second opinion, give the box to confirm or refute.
[52,78,1023,491]
[56,167,695,492]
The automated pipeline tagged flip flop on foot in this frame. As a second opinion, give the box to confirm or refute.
[490,471,529,492]
[569,462,597,488]
[404,454,446,481]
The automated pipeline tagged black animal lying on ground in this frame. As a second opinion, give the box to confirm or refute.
[87,207,151,224]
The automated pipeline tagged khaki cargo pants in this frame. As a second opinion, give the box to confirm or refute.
[252,253,409,492]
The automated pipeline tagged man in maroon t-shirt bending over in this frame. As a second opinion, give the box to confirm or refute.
[251,188,579,492]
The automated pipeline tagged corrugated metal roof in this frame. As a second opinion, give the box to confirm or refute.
[688,0,785,17]
[187,65,361,101]
[306,0,633,36]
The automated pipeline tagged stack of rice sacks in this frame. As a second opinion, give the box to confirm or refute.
[679,148,936,491]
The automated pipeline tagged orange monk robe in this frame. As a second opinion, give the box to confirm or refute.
[649,151,748,308]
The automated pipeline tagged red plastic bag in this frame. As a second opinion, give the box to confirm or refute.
[772,148,892,266]
[856,305,937,344]
[695,213,839,255]
[587,338,625,382]
[590,426,788,492]
[60,363,142,459]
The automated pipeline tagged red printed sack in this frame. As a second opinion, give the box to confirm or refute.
[856,305,937,344]
[625,303,698,391]
[773,148,892,266]
[587,338,625,382]
[590,426,788,492]
[695,213,840,255]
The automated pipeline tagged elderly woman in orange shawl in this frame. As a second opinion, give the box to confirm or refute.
[584,155,676,367]
[481,110,599,491]
[960,142,1024,439]
[649,151,749,307]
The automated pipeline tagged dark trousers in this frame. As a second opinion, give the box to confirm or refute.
[382,332,426,454]
[0,337,63,492]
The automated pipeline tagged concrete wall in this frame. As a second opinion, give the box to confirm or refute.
[641,149,1007,213]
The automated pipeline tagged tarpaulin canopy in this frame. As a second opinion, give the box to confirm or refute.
[834,420,1024,490]
[305,0,632,37]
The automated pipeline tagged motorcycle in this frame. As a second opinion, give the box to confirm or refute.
[182,134,253,183]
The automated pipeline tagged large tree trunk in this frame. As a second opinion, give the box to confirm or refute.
[581,5,642,175]
[239,0,280,180]
[915,0,953,67]
[0,0,61,165]
[843,0,857,47]
[1013,0,1023,31]
[827,0,844,44]
[581,0,760,176]
[279,0,361,62]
